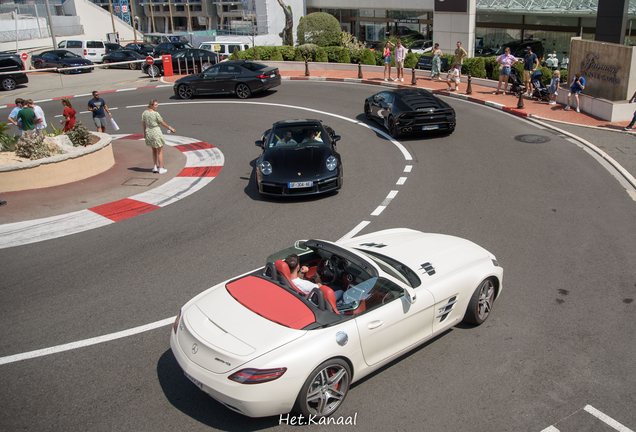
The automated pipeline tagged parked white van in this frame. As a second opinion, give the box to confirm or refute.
[198,41,250,60]
[57,40,106,63]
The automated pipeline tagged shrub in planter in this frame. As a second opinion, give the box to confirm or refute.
[360,48,375,65]
[270,46,284,61]
[404,52,418,69]
[278,45,296,61]
[460,57,486,78]
[66,121,93,147]
[560,70,568,83]
[337,48,351,64]
[229,47,240,60]
[15,132,59,160]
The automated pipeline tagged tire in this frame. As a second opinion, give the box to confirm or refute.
[1,78,16,91]
[463,278,496,325]
[129,62,138,70]
[294,358,351,418]
[177,84,193,99]
[235,83,251,99]
[387,115,400,138]
[364,102,371,119]
[148,65,160,77]
[102,60,110,69]
[34,61,43,69]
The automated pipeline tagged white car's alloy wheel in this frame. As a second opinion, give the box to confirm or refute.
[295,359,351,418]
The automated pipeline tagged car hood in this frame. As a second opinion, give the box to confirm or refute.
[60,58,93,66]
[263,146,334,179]
[178,282,307,374]
[341,228,496,282]
[175,73,204,84]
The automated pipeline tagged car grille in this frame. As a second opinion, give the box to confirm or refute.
[261,176,340,195]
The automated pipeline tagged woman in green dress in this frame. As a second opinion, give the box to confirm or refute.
[142,99,175,174]
[430,43,442,81]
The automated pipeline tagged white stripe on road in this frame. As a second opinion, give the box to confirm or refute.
[584,405,634,432]
[540,427,560,432]
[397,177,407,185]
[0,317,175,366]
[337,220,371,242]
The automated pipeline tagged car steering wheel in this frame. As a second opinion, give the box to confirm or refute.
[317,258,337,285]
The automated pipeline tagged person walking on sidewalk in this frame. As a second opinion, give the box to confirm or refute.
[564,75,585,113]
[548,70,560,105]
[495,47,517,94]
[142,99,175,174]
[454,41,467,74]
[430,43,443,81]
[28,100,47,135]
[383,41,395,81]
[624,90,636,130]
[87,91,112,133]
[394,39,407,82]
[523,46,539,97]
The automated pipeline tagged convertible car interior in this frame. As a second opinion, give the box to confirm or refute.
[224,241,407,329]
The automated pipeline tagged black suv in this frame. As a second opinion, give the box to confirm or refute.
[0,53,28,91]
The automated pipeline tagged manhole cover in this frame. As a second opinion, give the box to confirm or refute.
[123,178,157,187]
[515,134,551,143]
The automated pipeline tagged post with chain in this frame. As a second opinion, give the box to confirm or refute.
[517,86,525,109]
[304,58,310,77]
[358,62,363,79]
[411,67,417,85]
[466,75,473,94]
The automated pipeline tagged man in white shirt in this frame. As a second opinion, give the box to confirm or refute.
[446,64,460,92]
[394,39,407,82]
[28,100,47,134]
[286,254,343,301]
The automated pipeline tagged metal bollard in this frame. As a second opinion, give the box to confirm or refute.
[192,57,196,74]
[517,86,525,109]
[466,75,473,95]
[178,60,181,75]
[411,67,417,85]
[358,62,363,79]
[305,58,310,77]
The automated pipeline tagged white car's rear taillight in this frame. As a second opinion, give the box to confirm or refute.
[228,368,287,384]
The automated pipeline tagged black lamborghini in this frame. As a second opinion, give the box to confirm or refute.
[254,119,343,196]
[364,88,456,137]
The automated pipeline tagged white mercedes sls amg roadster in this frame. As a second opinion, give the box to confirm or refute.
[170,228,503,418]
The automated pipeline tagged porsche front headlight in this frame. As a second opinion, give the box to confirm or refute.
[326,155,337,171]
[260,161,272,175]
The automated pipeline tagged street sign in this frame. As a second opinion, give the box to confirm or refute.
[21,53,27,60]
[146,56,154,65]
[122,5,128,12]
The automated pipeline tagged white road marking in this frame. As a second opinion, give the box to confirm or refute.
[540,427,560,432]
[0,317,175,366]
[397,177,407,185]
[338,221,371,242]
[584,405,634,432]
[371,206,386,216]
[404,165,412,172]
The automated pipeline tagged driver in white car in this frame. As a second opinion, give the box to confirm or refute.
[286,254,343,301]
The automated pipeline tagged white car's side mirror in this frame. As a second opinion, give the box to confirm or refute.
[404,286,417,304]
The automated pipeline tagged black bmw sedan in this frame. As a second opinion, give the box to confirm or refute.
[364,88,456,137]
[173,60,280,99]
[255,119,343,196]
[30,50,94,73]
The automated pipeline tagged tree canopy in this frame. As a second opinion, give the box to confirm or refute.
[296,12,342,47]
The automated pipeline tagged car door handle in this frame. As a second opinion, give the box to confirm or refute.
[367,320,384,330]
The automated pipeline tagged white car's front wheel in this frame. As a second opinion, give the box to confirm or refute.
[463,278,495,325]
[294,358,351,418]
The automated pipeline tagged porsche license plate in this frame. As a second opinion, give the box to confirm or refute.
[288,181,313,188]
[184,372,203,389]
[422,125,440,130]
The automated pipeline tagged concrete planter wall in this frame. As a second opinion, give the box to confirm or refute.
[0,132,114,193]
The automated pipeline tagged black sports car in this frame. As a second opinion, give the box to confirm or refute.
[104,42,124,53]
[143,49,219,77]
[364,88,456,137]
[30,50,94,73]
[254,119,343,196]
[173,60,281,99]
[102,50,145,69]
[152,42,193,56]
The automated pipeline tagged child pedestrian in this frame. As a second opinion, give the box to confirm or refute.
[548,70,560,105]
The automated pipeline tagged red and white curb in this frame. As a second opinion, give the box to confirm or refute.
[0,134,224,249]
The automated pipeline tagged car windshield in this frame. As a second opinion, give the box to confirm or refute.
[354,249,421,288]
[266,124,329,149]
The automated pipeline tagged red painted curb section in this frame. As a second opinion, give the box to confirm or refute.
[174,142,215,152]
[503,107,529,117]
[178,166,222,177]
[125,133,146,140]
[89,198,161,222]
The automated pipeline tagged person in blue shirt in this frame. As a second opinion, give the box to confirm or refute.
[87,91,112,133]
[565,75,585,113]
[7,98,23,132]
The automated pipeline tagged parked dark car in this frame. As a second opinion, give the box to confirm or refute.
[0,54,28,90]
[30,50,94,73]
[173,60,281,99]
[125,42,155,56]
[143,49,219,77]
[102,50,145,69]
[364,89,456,137]
[153,42,193,56]
[104,42,124,53]
[254,119,343,196]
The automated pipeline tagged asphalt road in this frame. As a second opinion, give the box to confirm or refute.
[1,78,635,432]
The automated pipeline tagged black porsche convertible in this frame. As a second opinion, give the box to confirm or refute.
[254,119,343,197]
[364,88,456,137]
